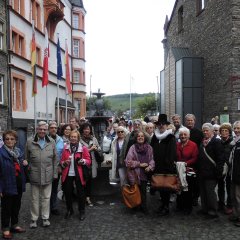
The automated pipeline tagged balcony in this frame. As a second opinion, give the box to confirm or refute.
[44,0,65,39]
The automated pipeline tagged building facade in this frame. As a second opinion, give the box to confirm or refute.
[0,0,9,132]
[161,0,240,125]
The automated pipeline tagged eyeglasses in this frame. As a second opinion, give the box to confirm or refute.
[117,131,124,134]
[5,138,15,141]
[50,127,57,129]
[65,128,71,131]
[38,128,47,131]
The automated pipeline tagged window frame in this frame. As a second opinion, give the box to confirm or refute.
[0,22,3,50]
[0,75,3,104]
[73,13,79,29]
[73,70,80,83]
[73,39,80,58]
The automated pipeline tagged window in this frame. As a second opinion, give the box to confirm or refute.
[74,70,80,83]
[178,6,183,32]
[196,0,205,15]
[0,22,3,50]
[12,75,26,111]
[0,75,3,104]
[11,29,26,57]
[73,39,79,57]
[36,46,41,66]
[73,14,79,29]
[13,0,25,16]
[31,0,41,30]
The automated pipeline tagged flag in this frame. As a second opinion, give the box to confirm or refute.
[42,27,49,87]
[57,37,63,80]
[31,22,37,96]
[65,41,72,94]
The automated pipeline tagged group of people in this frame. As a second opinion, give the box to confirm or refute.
[1,113,240,239]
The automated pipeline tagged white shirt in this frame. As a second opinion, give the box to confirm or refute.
[68,154,76,176]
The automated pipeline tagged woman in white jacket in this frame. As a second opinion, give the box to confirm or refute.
[110,126,128,186]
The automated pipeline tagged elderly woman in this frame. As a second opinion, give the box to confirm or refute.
[125,130,155,214]
[0,130,28,239]
[60,124,72,144]
[176,127,199,214]
[110,126,128,186]
[229,121,240,226]
[198,123,224,219]
[60,130,91,221]
[79,122,102,207]
[151,114,177,216]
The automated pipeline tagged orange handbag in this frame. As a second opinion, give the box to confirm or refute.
[122,184,141,208]
[151,174,180,192]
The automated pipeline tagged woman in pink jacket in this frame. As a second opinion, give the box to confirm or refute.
[60,130,91,221]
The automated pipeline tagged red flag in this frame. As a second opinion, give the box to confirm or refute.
[65,41,72,94]
[31,22,37,96]
[42,28,49,87]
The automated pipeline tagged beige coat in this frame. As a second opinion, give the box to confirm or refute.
[25,134,57,186]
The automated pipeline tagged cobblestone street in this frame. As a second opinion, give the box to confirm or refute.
[1,183,239,240]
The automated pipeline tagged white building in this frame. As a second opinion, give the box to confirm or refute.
[8,0,86,139]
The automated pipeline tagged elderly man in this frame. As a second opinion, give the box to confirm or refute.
[171,114,184,141]
[69,117,79,130]
[25,121,57,228]
[48,121,64,215]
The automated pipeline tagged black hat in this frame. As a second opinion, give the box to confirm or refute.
[156,114,170,125]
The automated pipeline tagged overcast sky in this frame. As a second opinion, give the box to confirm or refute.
[84,0,176,96]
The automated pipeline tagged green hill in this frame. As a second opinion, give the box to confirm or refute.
[104,93,155,112]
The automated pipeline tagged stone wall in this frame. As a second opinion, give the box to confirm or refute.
[0,0,9,131]
[165,0,237,123]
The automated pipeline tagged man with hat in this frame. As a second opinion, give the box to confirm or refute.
[151,114,177,216]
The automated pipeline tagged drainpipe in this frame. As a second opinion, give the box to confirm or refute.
[6,1,13,129]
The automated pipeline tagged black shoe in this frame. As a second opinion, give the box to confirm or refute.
[64,210,73,219]
[158,207,169,216]
[205,213,219,219]
[51,209,60,216]
[196,209,208,216]
[79,212,86,221]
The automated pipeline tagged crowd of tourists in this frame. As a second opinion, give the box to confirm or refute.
[0,113,240,239]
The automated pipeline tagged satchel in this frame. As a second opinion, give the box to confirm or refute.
[122,184,141,208]
[151,174,180,192]
[94,151,104,163]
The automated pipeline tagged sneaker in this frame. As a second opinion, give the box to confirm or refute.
[30,220,37,229]
[42,219,50,227]
[86,198,93,207]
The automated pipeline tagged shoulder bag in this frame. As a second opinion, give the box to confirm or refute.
[122,170,141,208]
[151,174,180,192]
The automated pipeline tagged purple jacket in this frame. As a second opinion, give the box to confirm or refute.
[125,143,155,185]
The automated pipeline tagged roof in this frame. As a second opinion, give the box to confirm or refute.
[70,0,84,8]
[164,0,178,35]
[171,47,194,61]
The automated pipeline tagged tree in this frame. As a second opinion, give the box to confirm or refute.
[133,95,156,119]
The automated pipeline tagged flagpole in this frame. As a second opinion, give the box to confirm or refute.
[46,86,49,123]
[34,91,37,133]
[57,33,60,125]
[65,92,68,123]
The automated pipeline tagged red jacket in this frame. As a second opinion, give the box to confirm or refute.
[60,143,91,185]
[176,140,198,168]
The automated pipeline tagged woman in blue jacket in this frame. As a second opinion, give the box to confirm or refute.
[0,130,28,239]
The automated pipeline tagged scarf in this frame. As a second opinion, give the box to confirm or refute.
[70,143,79,154]
[135,143,149,154]
[81,135,93,145]
[230,135,240,146]
[4,145,21,176]
[154,128,173,143]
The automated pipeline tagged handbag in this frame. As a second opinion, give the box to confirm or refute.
[94,151,104,163]
[82,165,91,181]
[151,174,180,192]
[122,183,141,208]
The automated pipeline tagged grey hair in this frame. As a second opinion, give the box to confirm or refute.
[171,114,181,120]
[212,124,220,130]
[48,121,57,128]
[184,114,196,121]
[179,127,190,136]
[202,123,213,131]
[38,121,48,128]
[233,121,240,128]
